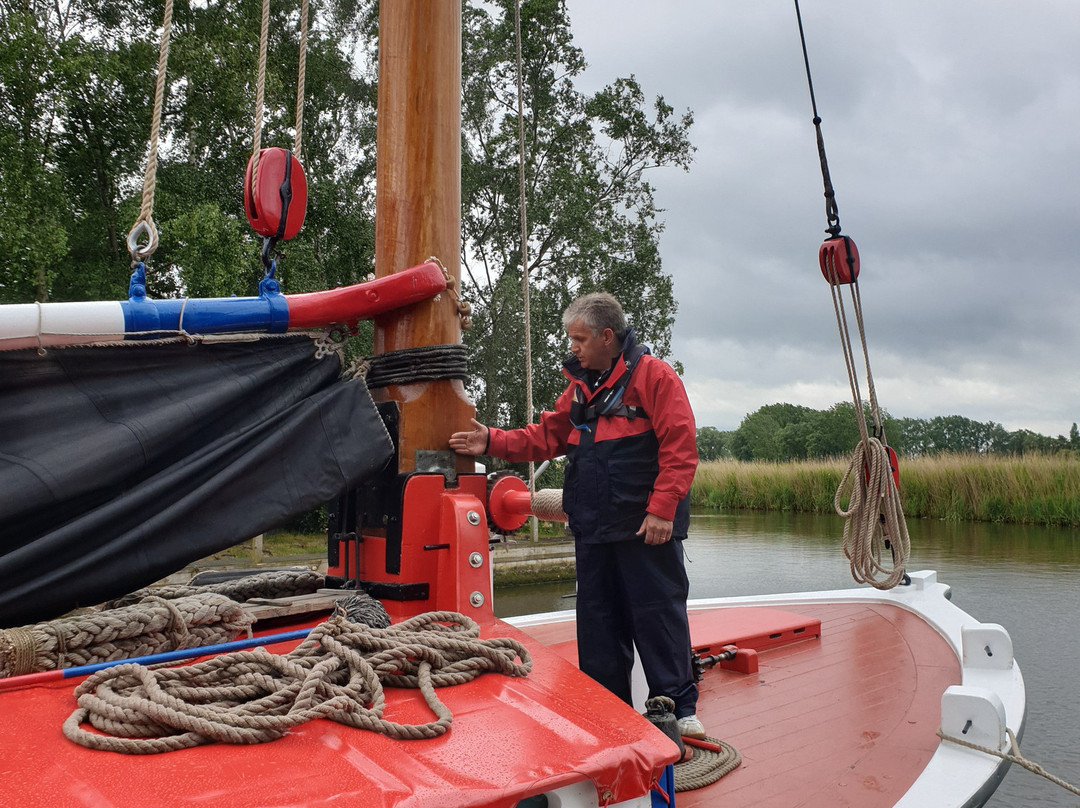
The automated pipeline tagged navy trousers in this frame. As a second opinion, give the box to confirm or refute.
[574,537,697,718]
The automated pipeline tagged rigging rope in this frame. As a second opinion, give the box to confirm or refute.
[250,0,309,184]
[62,610,532,754]
[250,0,271,184]
[293,0,309,160]
[794,0,910,589]
[938,728,1080,798]
[127,0,175,262]
[514,0,539,539]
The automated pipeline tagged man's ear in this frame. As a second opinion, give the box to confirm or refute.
[601,327,615,347]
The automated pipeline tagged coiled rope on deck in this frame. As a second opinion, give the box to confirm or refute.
[647,696,741,792]
[0,594,252,678]
[62,610,532,754]
[675,736,742,792]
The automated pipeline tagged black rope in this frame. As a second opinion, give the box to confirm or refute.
[794,0,842,238]
[365,344,469,389]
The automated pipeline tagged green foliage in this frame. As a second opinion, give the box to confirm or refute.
[696,426,731,461]
[0,0,377,305]
[459,0,694,426]
[726,401,1078,462]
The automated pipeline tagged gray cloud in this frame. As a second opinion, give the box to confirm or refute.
[569,0,1080,435]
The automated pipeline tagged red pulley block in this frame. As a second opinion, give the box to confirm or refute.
[244,148,307,241]
[818,235,860,285]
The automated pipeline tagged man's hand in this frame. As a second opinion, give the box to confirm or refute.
[637,513,674,545]
[449,418,490,456]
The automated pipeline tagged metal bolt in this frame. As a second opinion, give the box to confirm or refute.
[468,551,483,568]
[469,591,485,607]
[466,510,481,526]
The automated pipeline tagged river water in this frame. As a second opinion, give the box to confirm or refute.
[494,510,1080,806]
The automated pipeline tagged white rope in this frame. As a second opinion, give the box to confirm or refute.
[127,0,174,261]
[823,254,910,589]
[939,728,1080,797]
[513,0,539,541]
[250,0,271,185]
[251,0,309,182]
[293,0,309,160]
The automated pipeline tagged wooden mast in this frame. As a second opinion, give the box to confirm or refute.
[373,1,474,474]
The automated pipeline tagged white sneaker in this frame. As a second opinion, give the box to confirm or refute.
[677,714,706,740]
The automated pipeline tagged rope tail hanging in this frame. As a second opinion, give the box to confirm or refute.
[794,0,910,590]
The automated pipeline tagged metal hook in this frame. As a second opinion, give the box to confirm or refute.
[127,219,159,260]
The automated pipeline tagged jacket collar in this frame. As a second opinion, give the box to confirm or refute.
[563,328,647,393]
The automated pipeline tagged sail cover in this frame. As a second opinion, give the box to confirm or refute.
[0,336,393,627]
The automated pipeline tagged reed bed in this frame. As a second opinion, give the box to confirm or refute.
[690,453,1080,528]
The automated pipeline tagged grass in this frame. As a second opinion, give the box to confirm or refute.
[209,531,325,562]
[691,452,1080,528]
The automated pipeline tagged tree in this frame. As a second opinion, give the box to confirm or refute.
[696,426,730,461]
[0,0,378,306]
[459,0,694,427]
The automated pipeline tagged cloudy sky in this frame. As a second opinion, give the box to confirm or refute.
[565,0,1080,435]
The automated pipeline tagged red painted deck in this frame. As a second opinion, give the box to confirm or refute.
[521,602,962,808]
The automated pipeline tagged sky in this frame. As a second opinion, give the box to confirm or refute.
[565,0,1080,435]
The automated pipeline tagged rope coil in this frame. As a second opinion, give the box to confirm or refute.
[795,0,910,588]
[364,344,469,388]
[63,610,532,754]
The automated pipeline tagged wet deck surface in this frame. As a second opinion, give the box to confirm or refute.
[520,601,961,808]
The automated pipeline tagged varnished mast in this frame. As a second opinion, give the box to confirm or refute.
[373,0,474,474]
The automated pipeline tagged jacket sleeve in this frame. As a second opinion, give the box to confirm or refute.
[486,386,573,462]
[630,358,699,522]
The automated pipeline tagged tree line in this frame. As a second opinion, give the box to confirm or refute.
[697,402,1080,462]
[0,0,693,426]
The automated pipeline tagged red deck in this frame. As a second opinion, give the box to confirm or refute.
[0,621,676,808]
[521,602,962,808]
[0,602,960,808]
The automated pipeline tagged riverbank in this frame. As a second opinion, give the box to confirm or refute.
[179,535,578,586]
[691,452,1080,527]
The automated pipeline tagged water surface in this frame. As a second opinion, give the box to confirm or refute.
[495,510,1080,806]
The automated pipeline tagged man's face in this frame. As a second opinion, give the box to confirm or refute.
[567,319,616,371]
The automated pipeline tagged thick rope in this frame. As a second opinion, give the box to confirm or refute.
[105,569,324,609]
[127,0,175,261]
[530,488,567,523]
[939,728,1080,797]
[674,736,742,792]
[835,437,910,589]
[63,611,532,754]
[363,344,469,388]
[293,0,309,160]
[249,0,271,185]
[0,594,253,678]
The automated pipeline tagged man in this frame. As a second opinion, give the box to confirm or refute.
[449,292,704,738]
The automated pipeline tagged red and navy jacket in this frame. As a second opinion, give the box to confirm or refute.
[487,330,698,543]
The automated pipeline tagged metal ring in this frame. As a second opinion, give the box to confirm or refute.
[127,219,159,259]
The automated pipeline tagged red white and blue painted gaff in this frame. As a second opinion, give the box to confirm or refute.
[0,261,447,352]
